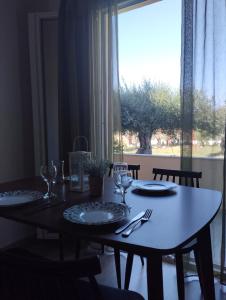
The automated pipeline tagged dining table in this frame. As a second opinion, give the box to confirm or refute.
[0,177,222,300]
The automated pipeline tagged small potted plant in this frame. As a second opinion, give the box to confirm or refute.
[84,158,110,197]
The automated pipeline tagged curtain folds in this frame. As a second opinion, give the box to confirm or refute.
[58,0,123,164]
[221,130,226,284]
[181,0,226,283]
[89,0,122,162]
[58,0,91,162]
[180,0,194,171]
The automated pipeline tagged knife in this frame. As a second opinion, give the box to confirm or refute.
[115,211,145,234]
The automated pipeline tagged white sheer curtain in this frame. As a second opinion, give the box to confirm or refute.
[89,0,121,162]
[88,0,150,162]
[181,0,226,281]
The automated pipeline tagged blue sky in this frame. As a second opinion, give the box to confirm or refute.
[118,0,181,89]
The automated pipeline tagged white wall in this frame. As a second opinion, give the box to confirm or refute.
[0,0,59,183]
[0,0,59,247]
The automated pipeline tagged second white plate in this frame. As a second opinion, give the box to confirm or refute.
[133,180,177,192]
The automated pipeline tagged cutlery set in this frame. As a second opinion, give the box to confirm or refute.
[115,209,152,237]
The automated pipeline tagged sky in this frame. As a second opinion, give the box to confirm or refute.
[118,0,182,89]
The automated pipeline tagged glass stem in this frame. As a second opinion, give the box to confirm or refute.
[47,181,52,197]
[122,189,126,204]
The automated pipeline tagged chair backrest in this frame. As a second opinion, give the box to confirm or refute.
[109,163,140,180]
[152,168,202,187]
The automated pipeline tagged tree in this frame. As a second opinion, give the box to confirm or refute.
[215,105,226,136]
[120,80,180,154]
[215,104,226,152]
[193,90,217,144]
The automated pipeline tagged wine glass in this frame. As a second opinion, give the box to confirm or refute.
[40,164,57,200]
[118,171,133,205]
[51,160,65,184]
[113,170,121,192]
[113,162,128,193]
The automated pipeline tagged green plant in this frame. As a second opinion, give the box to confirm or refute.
[84,158,110,177]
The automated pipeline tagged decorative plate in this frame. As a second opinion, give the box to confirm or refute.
[133,180,177,192]
[63,201,129,225]
[0,190,43,207]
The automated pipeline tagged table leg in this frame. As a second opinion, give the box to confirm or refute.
[146,254,163,300]
[114,248,121,289]
[124,253,134,290]
[196,225,215,300]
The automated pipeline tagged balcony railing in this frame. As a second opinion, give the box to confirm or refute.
[123,153,224,192]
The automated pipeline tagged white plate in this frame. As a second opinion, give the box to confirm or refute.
[133,180,177,192]
[63,202,129,225]
[0,190,43,207]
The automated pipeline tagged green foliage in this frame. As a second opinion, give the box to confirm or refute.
[121,80,180,131]
[193,91,226,142]
[120,80,180,153]
[215,105,226,135]
[193,90,216,138]
[120,79,226,153]
[83,157,110,177]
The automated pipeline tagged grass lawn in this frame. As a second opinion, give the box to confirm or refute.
[124,145,223,158]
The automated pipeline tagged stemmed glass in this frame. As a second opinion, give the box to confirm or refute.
[40,164,57,200]
[118,171,133,205]
[113,162,128,193]
[51,160,65,184]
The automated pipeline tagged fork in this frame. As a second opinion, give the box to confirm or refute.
[122,209,152,237]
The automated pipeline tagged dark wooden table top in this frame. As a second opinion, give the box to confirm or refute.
[0,177,222,256]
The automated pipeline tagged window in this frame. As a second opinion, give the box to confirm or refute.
[118,0,224,158]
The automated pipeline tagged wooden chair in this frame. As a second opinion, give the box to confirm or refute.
[0,248,144,300]
[108,163,140,180]
[124,168,202,300]
[153,168,202,187]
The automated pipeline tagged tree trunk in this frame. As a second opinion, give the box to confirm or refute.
[137,132,152,154]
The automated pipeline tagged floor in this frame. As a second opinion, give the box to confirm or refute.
[12,236,226,300]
